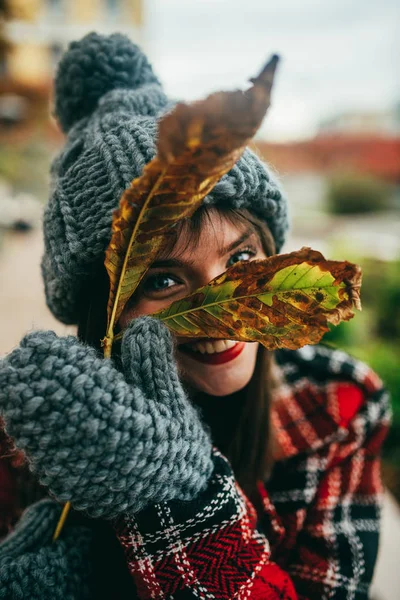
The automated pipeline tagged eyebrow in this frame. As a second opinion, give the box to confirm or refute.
[150,227,255,270]
[150,257,195,269]
[218,228,254,257]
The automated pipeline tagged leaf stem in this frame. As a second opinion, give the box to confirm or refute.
[102,334,113,359]
[106,167,168,346]
[52,501,71,542]
[156,284,345,321]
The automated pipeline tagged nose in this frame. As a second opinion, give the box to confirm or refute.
[189,260,225,292]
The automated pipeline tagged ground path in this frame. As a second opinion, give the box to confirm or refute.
[0,227,75,356]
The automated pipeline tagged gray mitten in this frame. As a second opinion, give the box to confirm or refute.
[0,317,213,518]
[0,499,94,599]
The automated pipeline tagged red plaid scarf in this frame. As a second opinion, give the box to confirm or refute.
[115,345,391,599]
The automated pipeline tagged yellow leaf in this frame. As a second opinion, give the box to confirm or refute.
[152,247,362,351]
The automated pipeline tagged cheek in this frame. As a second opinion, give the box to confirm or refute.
[119,297,169,329]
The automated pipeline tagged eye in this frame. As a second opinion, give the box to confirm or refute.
[142,273,180,295]
[227,246,257,267]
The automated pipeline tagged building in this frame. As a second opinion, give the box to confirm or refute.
[318,107,400,138]
[0,0,144,137]
[255,135,400,183]
[1,0,144,88]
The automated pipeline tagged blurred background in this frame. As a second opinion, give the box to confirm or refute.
[0,1,399,597]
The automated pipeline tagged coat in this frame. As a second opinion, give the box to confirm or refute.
[114,345,391,599]
[0,344,391,599]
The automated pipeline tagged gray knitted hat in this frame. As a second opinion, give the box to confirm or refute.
[42,32,289,325]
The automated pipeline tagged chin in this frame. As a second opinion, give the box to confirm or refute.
[190,374,253,397]
[177,341,259,398]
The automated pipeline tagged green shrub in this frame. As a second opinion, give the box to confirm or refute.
[326,172,391,214]
[358,259,400,341]
[0,140,51,198]
[375,263,400,340]
[362,343,400,467]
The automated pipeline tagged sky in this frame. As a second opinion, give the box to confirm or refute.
[143,0,399,141]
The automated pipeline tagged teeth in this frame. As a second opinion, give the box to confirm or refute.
[188,339,238,354]
[205,342,215,354]
[225,340,236,350]
[213,340,227,353]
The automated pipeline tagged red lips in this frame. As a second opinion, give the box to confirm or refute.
[179,342,246,365]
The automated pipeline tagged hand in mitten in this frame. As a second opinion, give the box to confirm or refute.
[0,317,213,518]
[0,499,94,600]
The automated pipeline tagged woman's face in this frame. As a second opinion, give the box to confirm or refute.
[119,211,268,396]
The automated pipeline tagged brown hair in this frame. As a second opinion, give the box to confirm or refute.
[78,206,278,512]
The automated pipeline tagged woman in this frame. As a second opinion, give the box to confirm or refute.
[0,33,391,600]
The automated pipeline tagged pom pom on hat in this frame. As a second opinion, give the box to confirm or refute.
[54,32,161,133]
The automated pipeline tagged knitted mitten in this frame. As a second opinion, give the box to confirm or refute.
[0,317,213,518]
[0,499,94,599]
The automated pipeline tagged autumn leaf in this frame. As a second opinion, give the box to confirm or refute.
[103,55,280,356]
[151,247,362,350]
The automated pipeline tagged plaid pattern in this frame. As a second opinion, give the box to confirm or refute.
[0,421,46,541]
[0,419,23,539]
[115,345,391,600]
